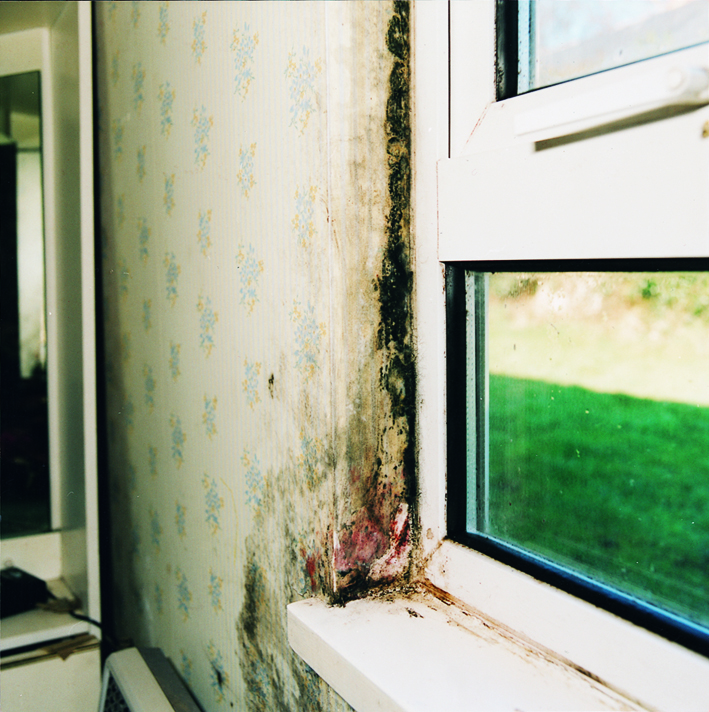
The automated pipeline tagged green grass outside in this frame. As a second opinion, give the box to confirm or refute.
[488,374,709,627]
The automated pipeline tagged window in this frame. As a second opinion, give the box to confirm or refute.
[437,0,709,667]
[447,265,709,654]
[500,0,709,97]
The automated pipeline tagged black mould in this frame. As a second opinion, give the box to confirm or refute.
[378,0,417,564]
[336,0,417,602]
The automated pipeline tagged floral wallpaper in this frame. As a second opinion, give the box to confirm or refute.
[96,2,413,711]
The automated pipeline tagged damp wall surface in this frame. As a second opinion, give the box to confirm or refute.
[95,2,414,710]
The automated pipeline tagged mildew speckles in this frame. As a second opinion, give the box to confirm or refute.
[332,0,415,600]
[237,457,345,711]
[236,2,413,708]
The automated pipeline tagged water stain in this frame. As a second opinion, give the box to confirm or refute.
[238,2,414,707]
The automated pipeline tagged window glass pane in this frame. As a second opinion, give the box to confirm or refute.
[519,0,709,93]
[479,272,709,630]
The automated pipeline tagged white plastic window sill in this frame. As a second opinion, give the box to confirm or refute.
[288,541,709,712]
[288,585,636,712]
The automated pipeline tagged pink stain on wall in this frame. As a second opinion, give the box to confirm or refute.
[334,508,388,573]
[334,501,410,587]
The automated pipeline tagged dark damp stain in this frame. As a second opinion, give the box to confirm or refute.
[378,0,414,426]
[239,509,331,709]
[211,660,225,690]
[237,551,290,712]
[268,373,275,398]
[335,1,416,603]
[379,0,417,549]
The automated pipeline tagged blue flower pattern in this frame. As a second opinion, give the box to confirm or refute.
[237,144,256,197]
[136,145,146,182]
[285,48,322,134]
[291,301,325,381]
[163,174,175,215]
[164,252,180,306]
[180,650,193,685]
[243,449,264,509]
[157,3,169,44]
[130,1,140,28]
[192,11,207,63]
[138,218,150,262]
[231,24,258,98]
[143,364,155,411]
[169,342,181,380]
[112,118,124,160]
[293,186,317,247]
[132,62,145,112]
[175,568,191,621]
[297,429,323,489]
[203,395,217,439]
[148,445,158,477]
[111,51,119,86]
[170,414,186,467]
[142,299,152,331]
[202,474,223,535]
[197,209,211,255]
[149,507,162,553]
[236,244,263,312]
[208,569,223,612]
[158,82,175,136]
[197,294,217,356]
[192,106,212,169]
[242,359,261,409]
[175,501,186,538]
[207,642,228,703]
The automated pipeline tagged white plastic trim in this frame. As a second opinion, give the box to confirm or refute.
[515,61,709,140]
[288,590,639,712]
[425,541,709,712]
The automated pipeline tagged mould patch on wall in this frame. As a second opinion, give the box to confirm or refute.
[331,0,415,601]
[238,457,347,712]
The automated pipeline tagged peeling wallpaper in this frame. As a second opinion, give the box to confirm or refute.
[96,2,413,710]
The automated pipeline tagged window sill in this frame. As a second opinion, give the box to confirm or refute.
[288,540,709,712]
[288,582,637,712]
[426,540,709,711]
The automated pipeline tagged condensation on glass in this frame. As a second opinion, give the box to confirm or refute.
[467,272,709,630]
[518,0,709,93]
[0,71,50,538]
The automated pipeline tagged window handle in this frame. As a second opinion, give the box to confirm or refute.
[515,63,709,140]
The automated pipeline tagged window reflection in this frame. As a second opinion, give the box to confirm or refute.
[0,71,49,538]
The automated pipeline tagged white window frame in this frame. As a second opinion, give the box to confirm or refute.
[439,3,709,262]
[418,1,709,709]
